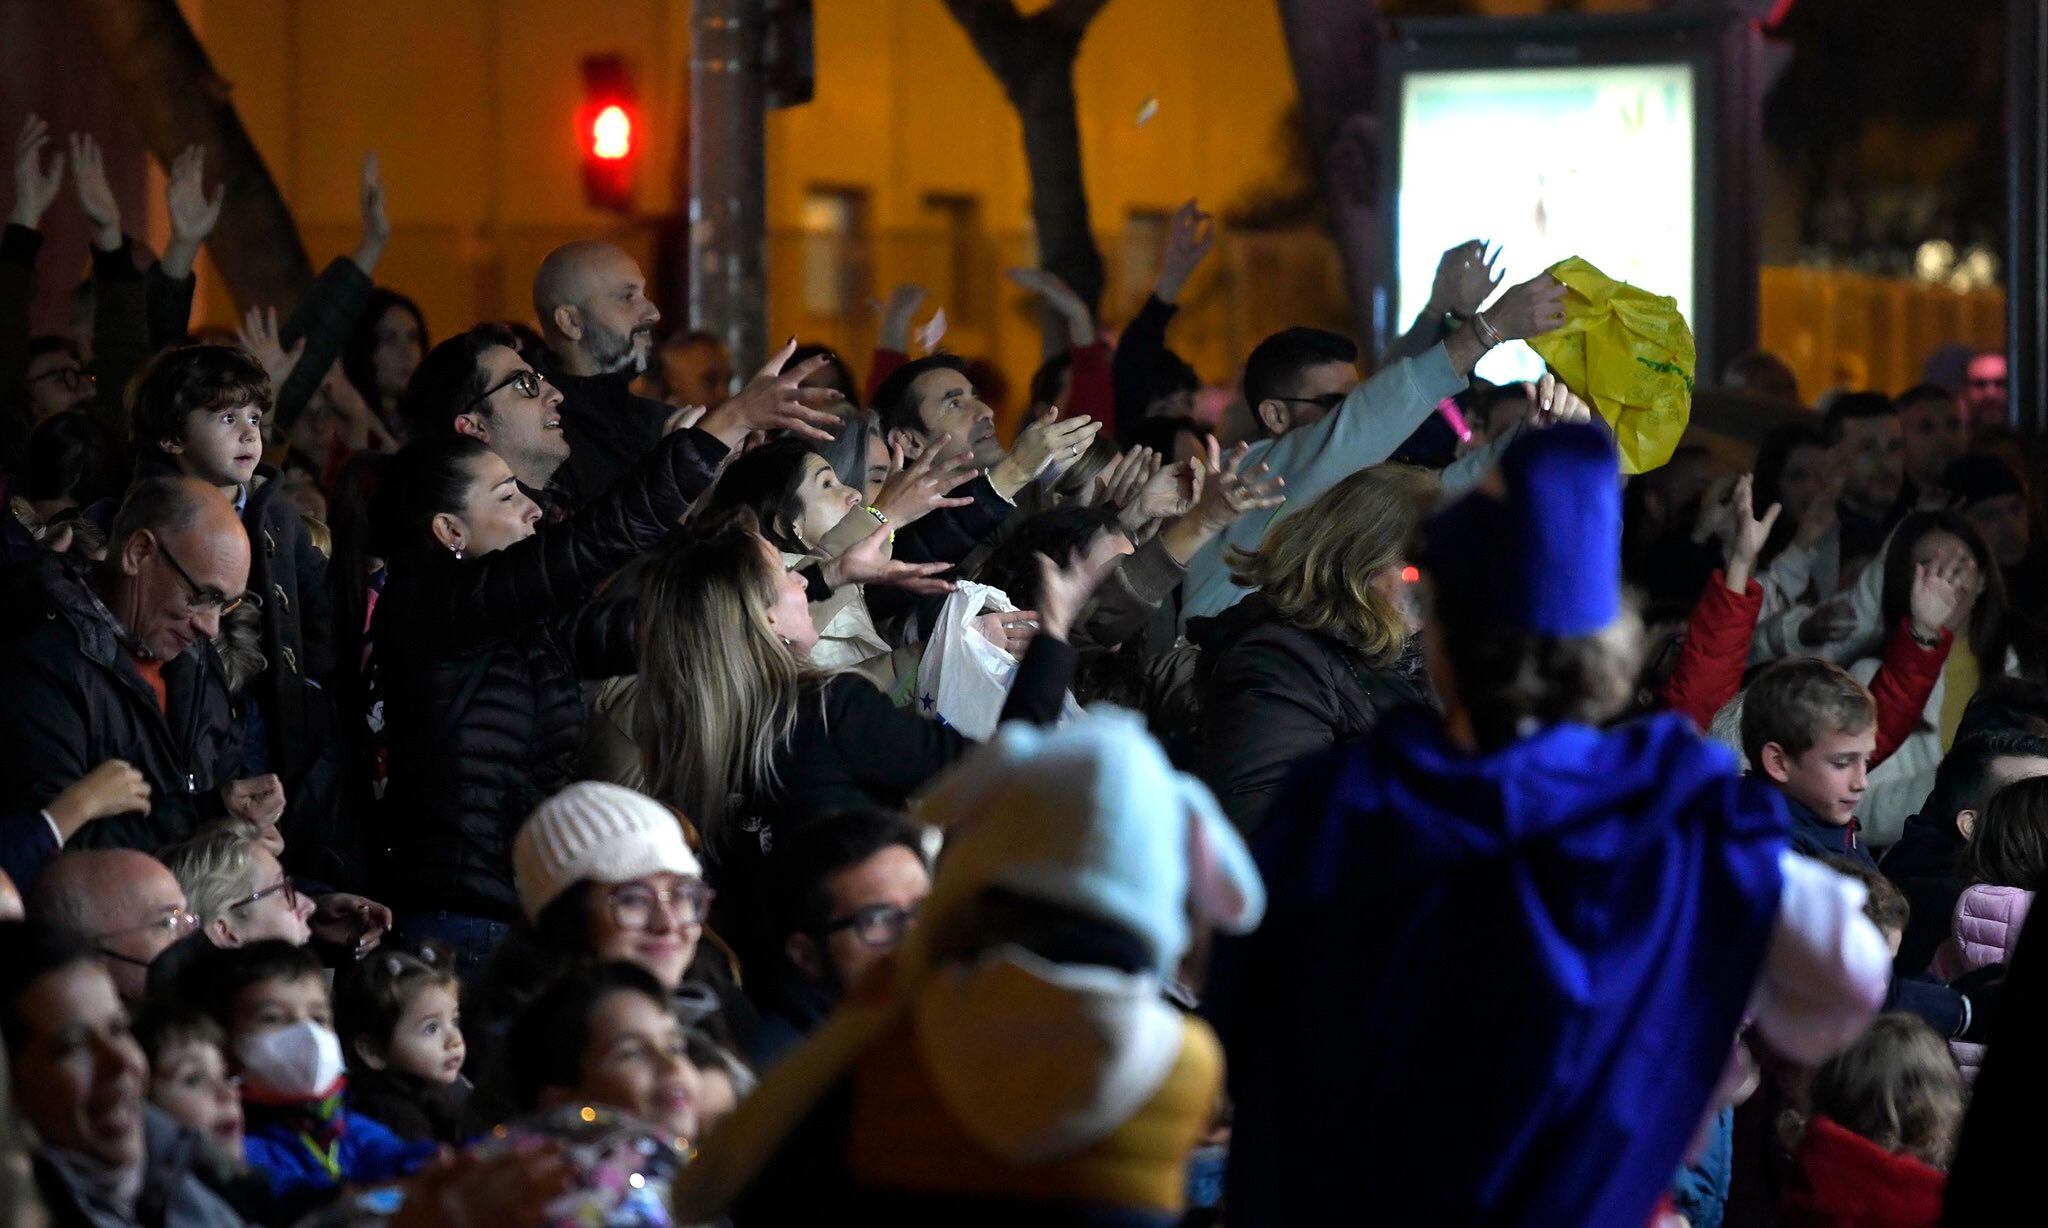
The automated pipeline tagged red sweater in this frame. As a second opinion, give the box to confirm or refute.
[1779,1115,1946,1228]
[1660,571,1950,767]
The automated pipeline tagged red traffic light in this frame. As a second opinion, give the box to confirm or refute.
[591,104,632,161]
[580,55,637,212]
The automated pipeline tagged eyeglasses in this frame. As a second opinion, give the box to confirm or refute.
[228,876,299,913]
[1272,392,1348,412]
[820,903,919,950]
[605,881,715,931]
[463,369,548,414]
[29,364,94,393]
[156,537,259,617]
[92,906,200,960]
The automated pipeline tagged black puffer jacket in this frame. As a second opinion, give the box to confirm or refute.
[0,553,240,850]
[368,428,728,919]
[1191,593,1431,832]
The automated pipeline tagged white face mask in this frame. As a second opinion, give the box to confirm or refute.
[236,1019,346,1101]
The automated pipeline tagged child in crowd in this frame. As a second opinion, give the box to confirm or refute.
[132,999,277,1221]
[1779,1014,1963,1228]
[130,344,332,833]
[1933,772,2048,982]
[185,939,435,1216]
[335,944,471,1145]
[506,961,707,1149]
[133,1001,245,1169]
[1743,658,1882,865]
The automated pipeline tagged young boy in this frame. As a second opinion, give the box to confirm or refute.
[130,346,332,848]
[183,939,432,1217]
[1743,658,1880,865]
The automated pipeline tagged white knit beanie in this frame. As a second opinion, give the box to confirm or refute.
[514,782,702,922]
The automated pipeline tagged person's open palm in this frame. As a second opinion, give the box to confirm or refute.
[11,115,65,229]
[1431,240,1504,319]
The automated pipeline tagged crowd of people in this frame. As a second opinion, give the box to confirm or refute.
[0,110,2044,1228]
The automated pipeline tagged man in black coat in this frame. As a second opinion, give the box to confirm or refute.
[0,476,284,853]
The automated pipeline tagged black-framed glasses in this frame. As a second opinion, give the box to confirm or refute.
[463,369,547,414]
[228,876,298,913]
[92,905,199,954]
[29,364,94,392]
[606,880,715,931]
[156,538,259,617]
[1272,392,1348,412]
[820,903,919,950]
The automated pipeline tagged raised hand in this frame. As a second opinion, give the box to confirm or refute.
[698,338,845,447]
[1001,405,1102,487]
[1186,438,1285,533]
[1156,198,1217,303]
[1721,474,1783,593]
[1481,272,1567,343]
[67,132,121,250]
[1430,239,1504,319]
[870,434,978,528]
[1909,540,1978,640]
[1007,266,1096,345]
[1034,543,1124,643]
[10,115,65,230]
[878,283,928,353]
[309,892,393,956]
[354,151,390,272]
[1091,446,1157,514]
[822,526,955,596]
[1135,449,1203,523]
[166,144,224,243]
[236,305,306,392]
[1524,372,1596,430]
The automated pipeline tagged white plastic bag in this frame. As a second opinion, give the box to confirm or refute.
[914,581,1081,739]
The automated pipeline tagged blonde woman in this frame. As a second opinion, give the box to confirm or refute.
[633,511,1114,900]
[1191,463,1443,830]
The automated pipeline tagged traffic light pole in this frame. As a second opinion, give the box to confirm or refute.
[690,0,769,377]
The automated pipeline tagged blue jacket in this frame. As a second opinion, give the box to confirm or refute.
[1216,710,1787,1228]
[244,1099,435,1216]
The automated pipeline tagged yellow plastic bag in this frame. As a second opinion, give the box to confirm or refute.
[1526,256,1695,475]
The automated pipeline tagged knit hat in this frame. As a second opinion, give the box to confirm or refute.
[514,782,701,922]
[1421,421,1623,636]
[908,707,1264,979]
[1942,453,2026,511]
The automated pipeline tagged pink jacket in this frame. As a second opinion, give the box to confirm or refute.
[1935,883,2033,1083]
[1934,883,2035,982]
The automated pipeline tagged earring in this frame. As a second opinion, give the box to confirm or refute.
[450,542,464,560]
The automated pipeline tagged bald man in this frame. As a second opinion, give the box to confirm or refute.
[0,476,282,853]
[531,240,672,502]
[27,849,195,1001]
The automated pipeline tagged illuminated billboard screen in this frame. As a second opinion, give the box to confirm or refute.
[1395,63,1697,383]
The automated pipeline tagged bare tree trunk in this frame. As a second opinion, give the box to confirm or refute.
[943,0,1110,336]
[690,0,771,376]
[71,0,312,308]
[1275,0,1381,345]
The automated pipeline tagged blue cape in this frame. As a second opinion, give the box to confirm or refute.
[1218,709,1786,1228]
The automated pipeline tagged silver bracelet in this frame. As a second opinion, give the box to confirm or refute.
[1473,311,1505,349]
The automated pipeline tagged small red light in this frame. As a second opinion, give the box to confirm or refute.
[1400,565,1420,584]
[591,104,632,160]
